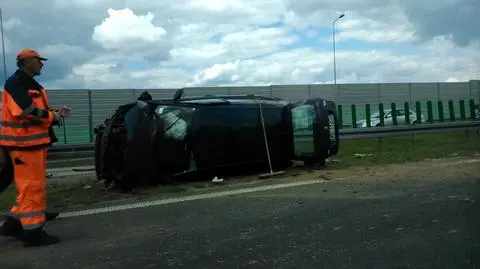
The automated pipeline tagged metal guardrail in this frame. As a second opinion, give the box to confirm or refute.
[340,120,480,139]
[47,120,480,158]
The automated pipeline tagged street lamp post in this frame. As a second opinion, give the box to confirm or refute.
[0,7,6,84]
[332,14,345,85]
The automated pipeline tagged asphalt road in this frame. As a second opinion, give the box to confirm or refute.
[1,176,479,269]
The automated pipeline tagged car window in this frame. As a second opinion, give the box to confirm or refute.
[291,104,315,132]
[155,105,195,140]
[291,104,316,157]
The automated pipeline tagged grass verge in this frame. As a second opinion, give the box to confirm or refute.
[1,130,479,211]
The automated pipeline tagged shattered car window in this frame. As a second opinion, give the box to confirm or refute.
[155,105,195,140]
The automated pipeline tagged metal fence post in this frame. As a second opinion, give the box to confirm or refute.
[351,104,357,128]
[366,104,371,127]
[459,100,466,120]
[88,89,93,142]
[391,103,397,125]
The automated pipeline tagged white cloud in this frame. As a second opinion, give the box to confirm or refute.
[1,0,478,89]
[3,17,22,31]
[335,12,417,43]
[92,8,171,60]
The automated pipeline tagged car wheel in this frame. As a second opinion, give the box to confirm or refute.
[375,123,381,127]
[412,121,418,125]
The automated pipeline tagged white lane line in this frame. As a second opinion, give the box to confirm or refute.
[58,179,327,219]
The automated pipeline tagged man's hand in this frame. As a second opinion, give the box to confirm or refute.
[52,111,62,123]
[55,105,72,118]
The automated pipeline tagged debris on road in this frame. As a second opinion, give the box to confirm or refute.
[211,176,224,183]
[354,153,373,158]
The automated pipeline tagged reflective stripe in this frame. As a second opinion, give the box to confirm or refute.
[17,211,45,219]
[0,120,42,128]
[7,211,46,230]
[23,222,45,230]
[0,132,50,142]
[6,212,18,219]
[7,210,45,218]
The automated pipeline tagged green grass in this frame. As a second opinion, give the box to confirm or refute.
[1,130,479,211]
[331,130,479,167]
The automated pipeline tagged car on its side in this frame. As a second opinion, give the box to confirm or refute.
[93,89,340,192]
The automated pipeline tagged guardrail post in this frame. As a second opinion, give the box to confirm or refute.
[448,100,455,121]
[404,102,410,125]
[379,103,384,126]
[338,105,343,129]
[427,101,433,123]
[459,100,466,120]
[351,104,357,128]
[415,101,422,123]
[469,99,475,120]
[88,89,93,142]
[391,103,397,125]
[438,101,444,122]
[366,104,371,127]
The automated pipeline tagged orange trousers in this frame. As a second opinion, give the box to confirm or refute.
[8,148,48,230]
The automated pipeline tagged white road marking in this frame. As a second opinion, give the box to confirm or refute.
[58,179,327,219]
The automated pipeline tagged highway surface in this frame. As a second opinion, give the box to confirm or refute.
[1,174,479,269]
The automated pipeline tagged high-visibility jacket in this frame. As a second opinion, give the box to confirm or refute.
[0,70,56,149]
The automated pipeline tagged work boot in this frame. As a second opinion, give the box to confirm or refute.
[46,212,60,222]
[21,228,60,247]
[0,216,23,239]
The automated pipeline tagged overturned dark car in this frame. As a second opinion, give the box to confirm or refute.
[94,89,340,192]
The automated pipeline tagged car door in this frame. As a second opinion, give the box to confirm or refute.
[289,98,338,164]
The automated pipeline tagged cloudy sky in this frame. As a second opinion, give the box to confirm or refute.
[1,0,479,89]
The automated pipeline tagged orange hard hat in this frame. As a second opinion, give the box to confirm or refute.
[16,49,48,61]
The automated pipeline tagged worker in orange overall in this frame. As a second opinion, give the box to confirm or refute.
[0,49,70,247]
